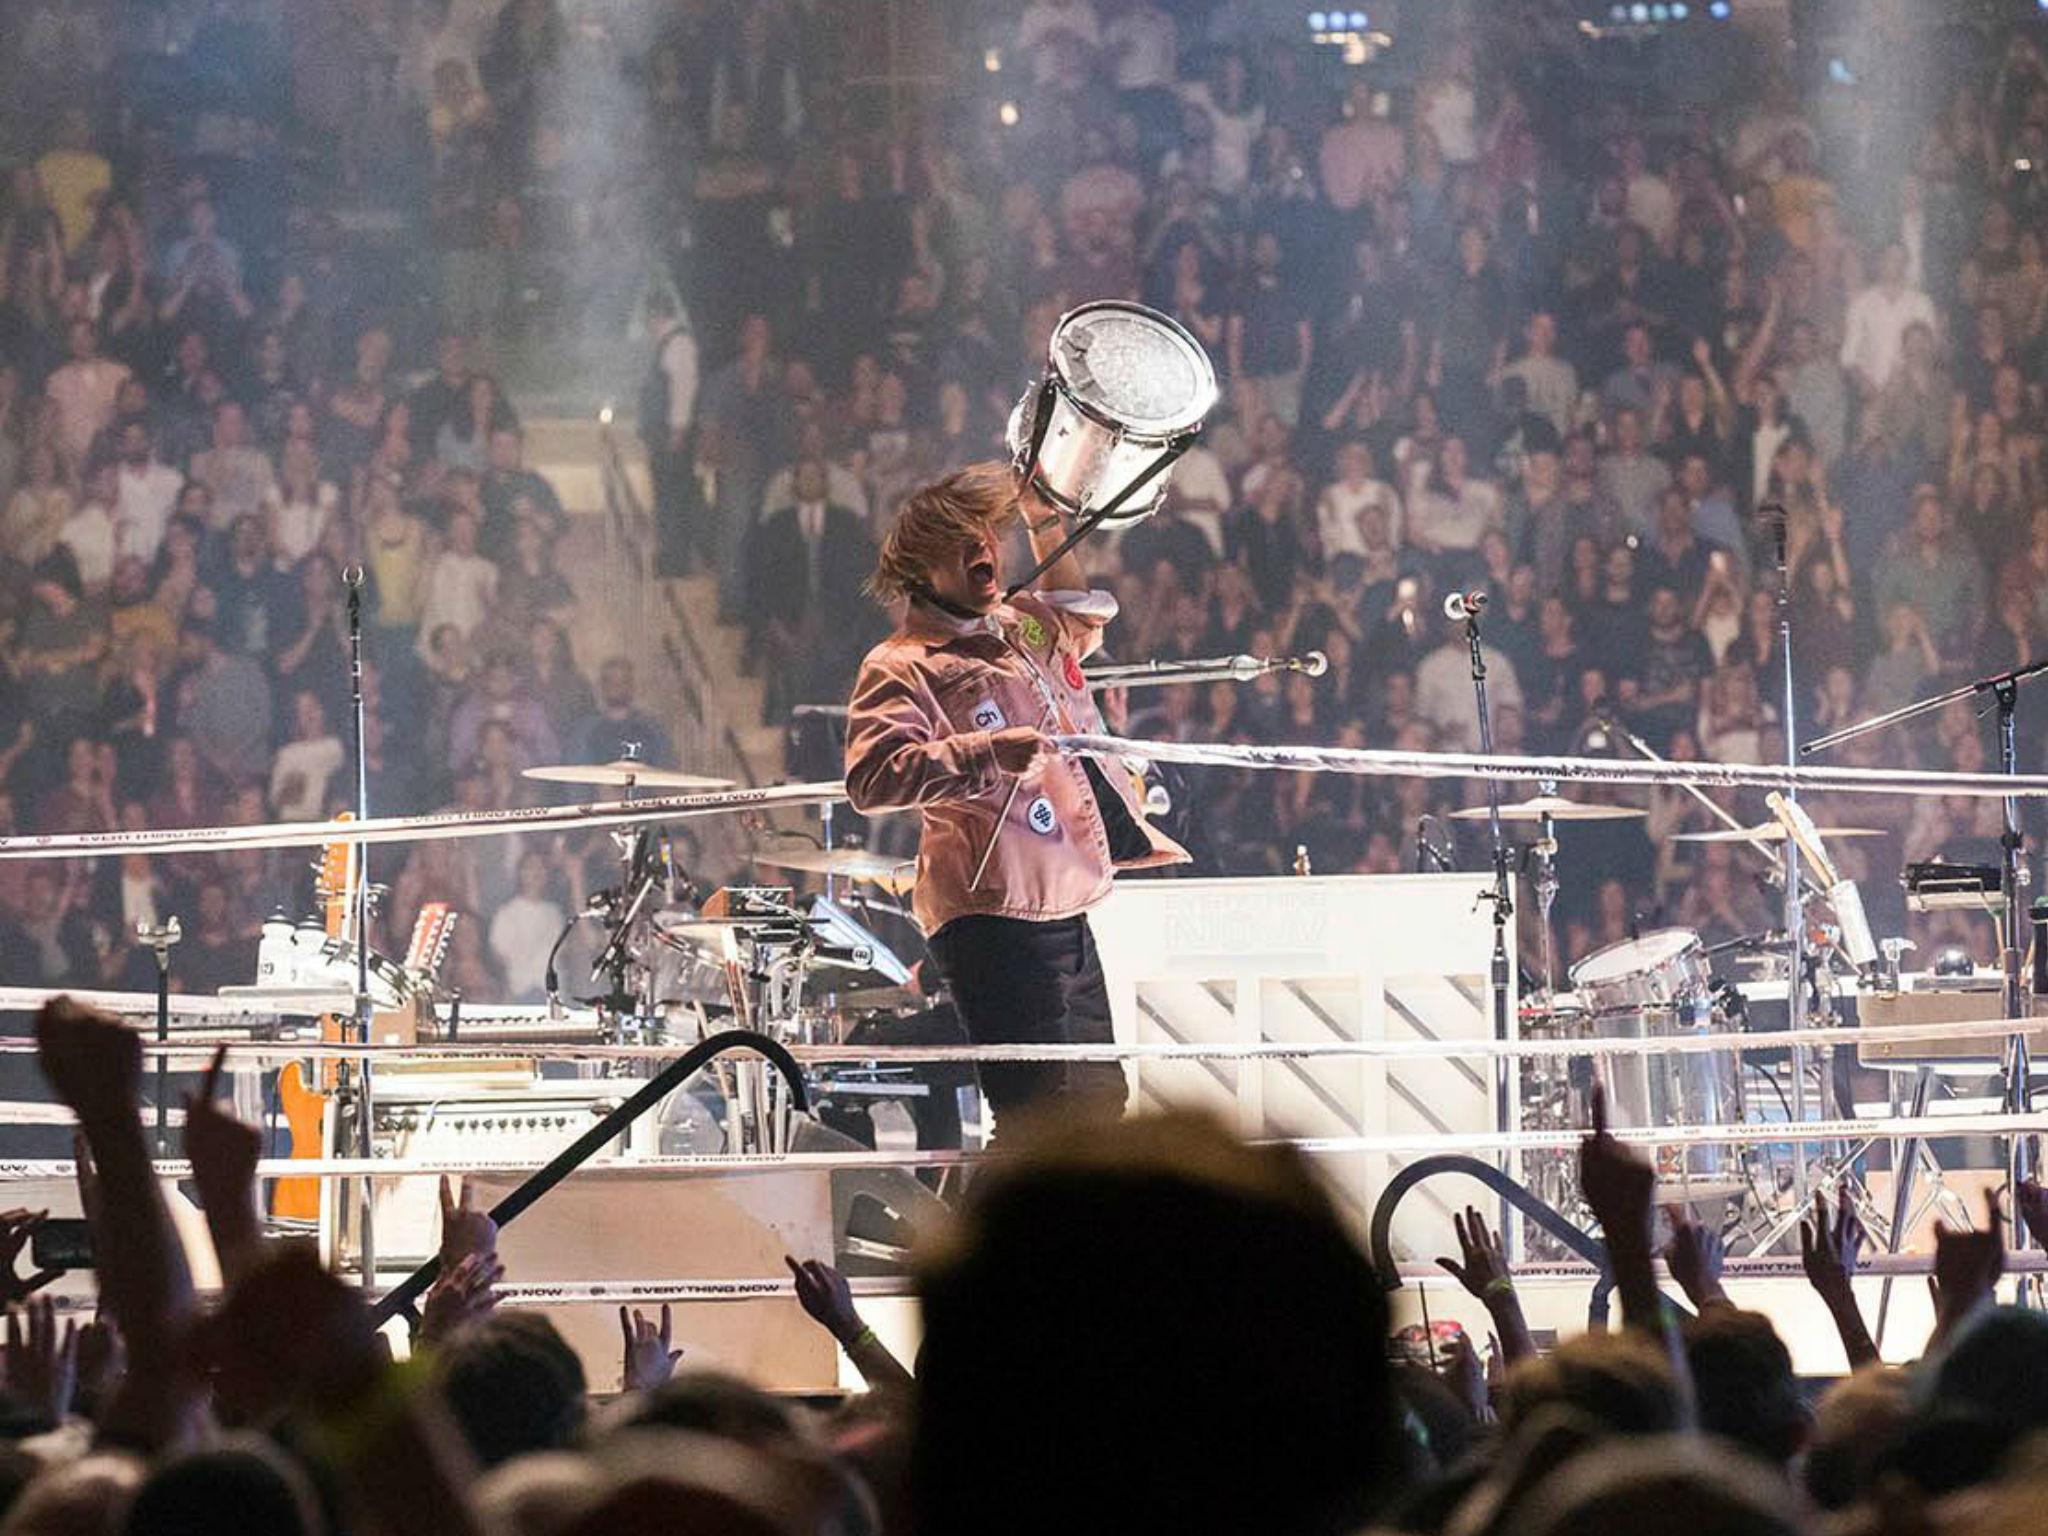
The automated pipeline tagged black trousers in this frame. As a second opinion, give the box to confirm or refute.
[926,913,1127,1140]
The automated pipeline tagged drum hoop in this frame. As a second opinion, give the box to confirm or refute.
[1568,927,1703,985]
[1046,299,1218,438]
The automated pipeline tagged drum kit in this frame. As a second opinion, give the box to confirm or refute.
[1453,777,1930,1254]
[507,757,938,1154]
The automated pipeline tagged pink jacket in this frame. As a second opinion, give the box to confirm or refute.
[844,589,1189,935]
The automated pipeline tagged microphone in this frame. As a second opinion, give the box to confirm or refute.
[1443,589,1489,621]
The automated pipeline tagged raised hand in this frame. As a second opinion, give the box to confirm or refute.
[2016,1178,2048,1250]
[437,1176,498,1271]
[1436,1205,1513,1299]
[1930,1191,2004,1343]
[183,1045,259,1202]
[0,1210,51,1307]
[74,1317,124,1414]
[4,1297,78,1427]
[1438,1329,1491,1423]
[784,1254,862,1344]
[618,1303,682,1392]
[35,999,142,1128]
[420,1252,505,1344]
[1800,1181,1867,1299]
[1662,1209,1730,1310]
[1579,1084,1655,1247]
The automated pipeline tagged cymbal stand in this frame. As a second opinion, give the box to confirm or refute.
[1531,788,1559,996]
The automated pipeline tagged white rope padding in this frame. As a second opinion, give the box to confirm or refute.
[0,781,847,860]
[1059,732,2048,798]
[0,989,2038,1067]
[0,1110,2033,1182]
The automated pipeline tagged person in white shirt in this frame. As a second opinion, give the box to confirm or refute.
[1316,440,1403,559]
[1840,242,1938,399]
[57,460,118,592]
[1408,436,1500,555]
[266,437,339,567]
[1180,51,1263,196]
[1415,629,1522,753]
[112,419,183,567]
[489,849,567,1001]
[1498,311,1581,438]
[269,689,346,822]
[414,506,499,659]
[188,399,277,531]
[44,319,130,471]
[1163,441,1230,556]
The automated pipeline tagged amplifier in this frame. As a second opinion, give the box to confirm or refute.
[1855,985,2048,1066]
[362,1077,641,1264]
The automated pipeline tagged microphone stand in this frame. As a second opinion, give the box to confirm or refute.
[341,567,376,1291]
[1803,653,2048,1249]
[1462,606,1515,1232]
[1766,506,1811,1204]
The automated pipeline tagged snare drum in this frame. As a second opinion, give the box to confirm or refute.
[1008,300,1218,523]
[1570,929,1712,1016]
[1566,929,1746,1199]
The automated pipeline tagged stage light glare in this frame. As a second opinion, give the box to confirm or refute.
[983,47,1002,72]
[1709,0,1729,16]
[598,402,614,426]
[1671,2,1688,15]
[1309,12,1328,30]
[1629,3,1649,21]
[998,100,1020,127]
[1348,11,1367,28]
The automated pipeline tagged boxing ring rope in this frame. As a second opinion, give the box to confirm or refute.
[0,780,848,860]
[1055,733,2048,798]
[0,990,2036,1065]
[0,1108,2032,1182]
[4,731,2048,865]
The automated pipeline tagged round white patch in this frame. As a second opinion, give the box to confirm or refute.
[970,699,1007,731]
[1026,795,1057,836]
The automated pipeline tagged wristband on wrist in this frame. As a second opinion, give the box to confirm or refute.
[843,1323,878,1352]
[1483,1277,1517,1302]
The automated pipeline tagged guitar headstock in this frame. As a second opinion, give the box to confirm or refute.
[316,814,358,940]
[405,901,458,983]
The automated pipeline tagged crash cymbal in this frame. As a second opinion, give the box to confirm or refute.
[523,760,736,791]
[1448,795,1648,824]
[1673,823,1887,844]
[751,846,918,893]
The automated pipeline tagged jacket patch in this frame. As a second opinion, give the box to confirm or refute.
[1025,795,1057,835]
[969,698,1007,731]
[1018,615,1049,649]
[1062,652,1086,690]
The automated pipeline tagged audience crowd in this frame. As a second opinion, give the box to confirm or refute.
[0,8,2046,1536]
[0,997,2039,1536]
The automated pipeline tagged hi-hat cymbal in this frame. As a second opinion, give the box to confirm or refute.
[523,760,736,791]
[752,846,918,893]
[1673,823,1887,844]
[1448,795,1648,824]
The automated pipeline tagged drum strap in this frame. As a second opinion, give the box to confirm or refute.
[1004,430,1198,600]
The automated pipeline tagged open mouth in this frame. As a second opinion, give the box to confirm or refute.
[967,556,998,589]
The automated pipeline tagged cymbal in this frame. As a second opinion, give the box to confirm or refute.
[1448,795,1648,824]
[752,846,918,893]
[1673,823,1887,844]
[523,760,736,791]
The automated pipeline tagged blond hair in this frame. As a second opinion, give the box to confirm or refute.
[869,461,1021,603]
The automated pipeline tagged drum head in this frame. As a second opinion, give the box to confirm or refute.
[1049,301,1217,437]
[1569,928,1701,986]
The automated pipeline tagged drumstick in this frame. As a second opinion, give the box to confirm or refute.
[968,692,1060,894]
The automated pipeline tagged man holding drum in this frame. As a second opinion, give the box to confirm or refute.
[843,460,1188,1137]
